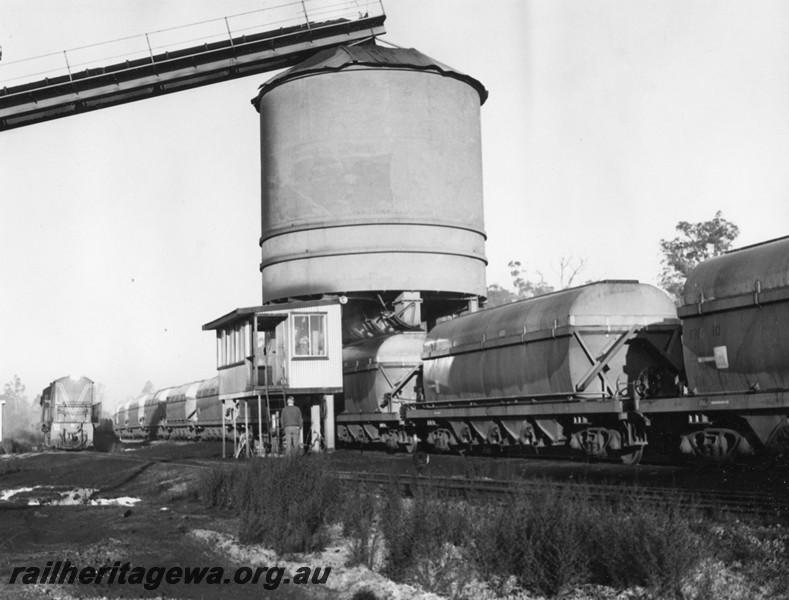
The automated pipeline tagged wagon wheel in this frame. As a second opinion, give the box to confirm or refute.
[403,433,419,454]
[429,428,454,453]
[635,367,663,398]
[619,446,644,466]
[456,423,476,456]
[383,431,400,454]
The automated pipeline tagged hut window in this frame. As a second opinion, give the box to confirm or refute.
[293,314,326,357]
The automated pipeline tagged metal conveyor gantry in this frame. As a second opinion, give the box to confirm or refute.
[0,1,386,131]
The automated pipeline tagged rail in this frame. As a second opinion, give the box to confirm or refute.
[332,470,789,521]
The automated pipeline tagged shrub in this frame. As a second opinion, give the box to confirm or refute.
[198,462,780,600]
[236,455,341,555]
[0,457,22,476]
[589,495,705,597]
[197,464,242,510]
[466,483,707,599]
[468,484,593,597]
[706,523,789,598]
[341,484,382,568]
[378,484,474,594]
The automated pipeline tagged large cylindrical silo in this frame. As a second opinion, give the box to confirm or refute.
[252,43,488,325]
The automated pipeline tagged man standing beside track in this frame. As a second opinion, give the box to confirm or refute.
[281,396,303,455]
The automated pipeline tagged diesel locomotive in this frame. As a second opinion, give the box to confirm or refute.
[40,375,101,450]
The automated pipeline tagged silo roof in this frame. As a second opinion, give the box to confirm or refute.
[251,43,488,110]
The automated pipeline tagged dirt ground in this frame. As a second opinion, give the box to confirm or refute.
[0,442,473,600]
[0,446,343,600]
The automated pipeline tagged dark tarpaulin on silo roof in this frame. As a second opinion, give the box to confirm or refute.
[251,42,488,110]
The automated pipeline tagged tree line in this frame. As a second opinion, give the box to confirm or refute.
[486,211,739,307]
[0,375,38,444]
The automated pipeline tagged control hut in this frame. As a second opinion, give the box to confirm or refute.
[203,298,343,452]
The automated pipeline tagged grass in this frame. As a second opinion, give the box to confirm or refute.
[469,486,596,596]
[197,460,789,599]
[372,483,743,599]
[340,484,383,569]
[378,486,474,594]
[197,463,242,510]
[198,455,341,555]
[0,456,22,476]
[703,522,789,599]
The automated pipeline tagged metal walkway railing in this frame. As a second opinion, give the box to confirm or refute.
[0,0,386,131]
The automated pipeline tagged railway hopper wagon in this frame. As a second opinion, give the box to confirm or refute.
[112,399,128,434]
[337,331,426,451]
[40,375,100,450]
[193,376,260,441]
[407,281,683,464]
[123,394,150,439]
[640,235,789,460]
[112,377,260,441]
[142,387,170,438]
[115,399,140,440]
[164,380,202,439]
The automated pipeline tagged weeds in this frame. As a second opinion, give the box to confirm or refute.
[241,456,341,554]
[705,523,789,598]
[199,456,342,554]
[197,464,242,510]
[589,495,705,597]
[381,482,708,599]
[469,485,594,597]
[197,462,787,600]
[0,456,22,476]
[379,484,475,594]
[341,484,382,569]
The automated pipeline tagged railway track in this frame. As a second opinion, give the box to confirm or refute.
[91,451,222,471]
[46,447,789,521]
[331,470,789,521]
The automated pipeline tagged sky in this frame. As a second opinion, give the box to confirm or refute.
[1,0,788,409]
